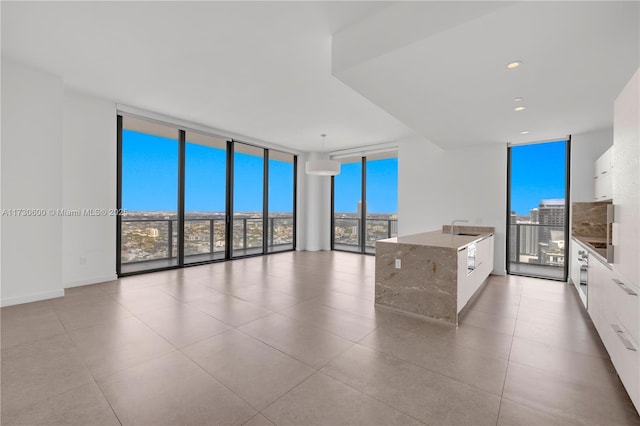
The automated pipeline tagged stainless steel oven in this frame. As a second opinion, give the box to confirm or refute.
[577,249,588,306]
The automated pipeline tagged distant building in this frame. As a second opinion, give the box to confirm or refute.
[148,228,159,238]
[537,199,565,264]
[530,208,539,223]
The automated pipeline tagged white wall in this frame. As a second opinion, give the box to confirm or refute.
[1,59,65,306]
[62,90,117,287]
[571,127,613,202]
[398,135,508,274]
[299,151,331,251]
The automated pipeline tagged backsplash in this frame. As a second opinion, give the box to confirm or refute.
[572,201,611,237]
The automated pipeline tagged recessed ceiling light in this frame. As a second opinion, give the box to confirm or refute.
[507,61,523,69]
[520,131,529,135]
[514,106,526,111]
[514,97,524,102]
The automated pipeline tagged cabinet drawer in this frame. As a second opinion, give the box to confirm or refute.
[605,322,640,412]
[609,275,640,343]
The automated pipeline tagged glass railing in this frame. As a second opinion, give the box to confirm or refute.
[333,217,398,252]
[509,223,566,279]
[121,215,294,265]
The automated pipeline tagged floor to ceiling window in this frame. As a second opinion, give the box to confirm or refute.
[332,152,398,254]
[268,150,296,252]
[232,143,264,258]
[117,114,296,276]
[119,116,179,274]
[507,138,570,280]
[184,131,227,265]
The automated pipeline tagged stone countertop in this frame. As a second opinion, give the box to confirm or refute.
[378,229,494,251]
[572,235,610,267]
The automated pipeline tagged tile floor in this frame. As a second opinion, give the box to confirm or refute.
[2,251,639,426]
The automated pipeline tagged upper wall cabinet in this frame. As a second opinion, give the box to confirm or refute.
[594,146,613,201]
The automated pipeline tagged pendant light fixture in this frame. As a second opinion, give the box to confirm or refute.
[305,134,341,176]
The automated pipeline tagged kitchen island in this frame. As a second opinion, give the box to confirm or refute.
[375,226,495,325]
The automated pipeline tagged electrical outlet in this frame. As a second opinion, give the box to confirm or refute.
[395,259,401,269]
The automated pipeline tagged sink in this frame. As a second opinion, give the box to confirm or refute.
[456,233,480,237]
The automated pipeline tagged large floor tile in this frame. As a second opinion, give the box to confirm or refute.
[187,293,272,327]
[509,336,620,389]
[183,329,314,410]
[68,316,175,379]
[279,300,377,342]
[460,309,517,335]
[226,284,303,312]
[98,351,256,425]
[109,286,182,315]
[1,303,66,349]
[242,414,275,426]
[53,294,133,331]
[503,362,640,425]
[154,280,220,302]
[514,315,608,358]
[360,325,508,395]
[322,344,501,426]
[0,382,119,426]
[497,398,575,426]
[262,372,423,426]
[136,302,231,348]
[310,290,377,318]
[1,334,94,412]
[239,313,354,368]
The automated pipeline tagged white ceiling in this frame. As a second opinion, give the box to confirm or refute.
[1,1,410,152]
[333,1,640,148]
[2,1,639,151]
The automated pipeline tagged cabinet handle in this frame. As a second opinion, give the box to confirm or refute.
[612,278,638,296]
[612,324,637,351]
[601,170,608,175]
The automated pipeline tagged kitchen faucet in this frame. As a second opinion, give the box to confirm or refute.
[451,219,468,235]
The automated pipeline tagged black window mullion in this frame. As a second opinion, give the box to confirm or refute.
[225,140,234,260]
[330,174,335,251]
[263,149,269,254]
[177,130,186,267]
[293,156,298,251]
[506,146,512,275]
[564,136,572,282]
[116,115,123,276]
[360,156,366,253]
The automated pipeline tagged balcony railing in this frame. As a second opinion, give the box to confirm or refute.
[333,217,398,253]
[121,215,294,266]
[509,223,565,279]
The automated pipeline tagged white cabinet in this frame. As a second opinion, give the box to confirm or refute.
[588,253,640,413]
[594,146,613,201]
[457,235,494,314]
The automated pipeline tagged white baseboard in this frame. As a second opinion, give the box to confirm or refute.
[1,289,65,307]
[64,273,117,289]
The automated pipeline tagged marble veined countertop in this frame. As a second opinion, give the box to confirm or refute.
[378,228,494,251]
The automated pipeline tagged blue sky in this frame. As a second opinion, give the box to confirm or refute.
[333,158,398,213]
[123,129,398,214]
[123,130,565,217]
[122,130,293,212]
[510,140,567,215]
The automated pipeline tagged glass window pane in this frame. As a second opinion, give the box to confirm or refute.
[333,157,363,252]
[508,140,567,280]
[184,132,227,264]
[120,116,179,273]
[268,151,294,252]
[233,142,264,257]
[365,154,398,254]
